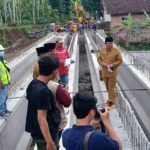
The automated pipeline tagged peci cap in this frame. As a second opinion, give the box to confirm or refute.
[0,44,5,51]
[55,36,64,43]
[44,43,56,51]
[36,46,49,56]
[105,36,113,43]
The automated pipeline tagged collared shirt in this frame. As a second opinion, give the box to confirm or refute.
[33,62,39,79]
[97,47,122,77]
[62,125,119,150]
[55,47,70,75]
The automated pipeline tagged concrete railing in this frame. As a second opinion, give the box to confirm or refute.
[119,48,150,81]
[117,89,150,150]
[68,33,77,55]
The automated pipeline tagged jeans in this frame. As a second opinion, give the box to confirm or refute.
[0,84,8,114]
[60,74,68,85]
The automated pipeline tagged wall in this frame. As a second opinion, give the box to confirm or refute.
[111,14,146,26]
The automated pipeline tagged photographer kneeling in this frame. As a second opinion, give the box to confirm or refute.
[62,92,122,150]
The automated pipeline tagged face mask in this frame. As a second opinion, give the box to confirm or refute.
[0,51,4,58]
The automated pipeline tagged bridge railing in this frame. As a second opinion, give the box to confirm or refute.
[67,33,77,55]
[117,88,150,150]
[119,47,150,81]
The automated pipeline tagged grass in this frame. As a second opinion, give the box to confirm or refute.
[119,43,150,51]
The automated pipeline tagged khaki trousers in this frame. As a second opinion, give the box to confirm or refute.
[103,76,117,104]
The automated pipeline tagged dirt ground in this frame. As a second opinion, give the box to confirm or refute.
[5,37,41,61]
[0,27,42,61]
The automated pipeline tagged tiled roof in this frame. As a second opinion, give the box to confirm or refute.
[102,0,150,15]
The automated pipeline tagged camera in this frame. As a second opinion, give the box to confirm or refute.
[97,105,105,113]
[94,105,105,119]
[94,105,106,133]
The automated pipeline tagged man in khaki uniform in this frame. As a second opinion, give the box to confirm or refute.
[97,37,122,107]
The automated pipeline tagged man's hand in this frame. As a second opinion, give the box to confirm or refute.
[0,81,4,88]
[47,142,56,150]
[101,63,107,68]
[97,107,109,124]
[107,64,114,73]
[38,110,56,150]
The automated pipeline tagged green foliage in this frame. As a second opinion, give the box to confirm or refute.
[1,30,8,47]
[0,24,48,47]
[0,0,101,25]
[82,0,102,18]
[143,9,150,25]
[0,0,67,25]
[120,43,150,51]
[18,26,33,34]
[121,13,133,30]
[132,21,146,28]
[36,18,47,24]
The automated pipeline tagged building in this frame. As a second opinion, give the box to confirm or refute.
[101,0,150,27]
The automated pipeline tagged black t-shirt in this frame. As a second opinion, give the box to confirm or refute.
[25,79,61,140]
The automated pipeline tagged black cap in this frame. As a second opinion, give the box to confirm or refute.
[36,47,49,56]
[44,43,56,52]
[105,36,113,43]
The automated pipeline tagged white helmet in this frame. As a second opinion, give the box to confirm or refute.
[0,44,5,51]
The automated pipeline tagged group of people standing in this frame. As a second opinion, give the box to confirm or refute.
[25,35,123,150]
[25,36,72,150]
[0,34,122,150]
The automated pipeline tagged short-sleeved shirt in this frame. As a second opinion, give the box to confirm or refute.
[62,125,119,150]
[25,79,61,140]
[55,47,70,75]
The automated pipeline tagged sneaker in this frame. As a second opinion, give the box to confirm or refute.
[107,101,114,107]
[107,101,115,110]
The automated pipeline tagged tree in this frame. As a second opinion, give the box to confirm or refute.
[82,0,102,19]
[143,9,150,26]
[121,13,133,48]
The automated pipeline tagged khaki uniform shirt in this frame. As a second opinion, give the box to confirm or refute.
[97,47,122,77]
[33,62,39,79]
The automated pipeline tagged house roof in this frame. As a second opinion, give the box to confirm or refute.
[102,0,150,16]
